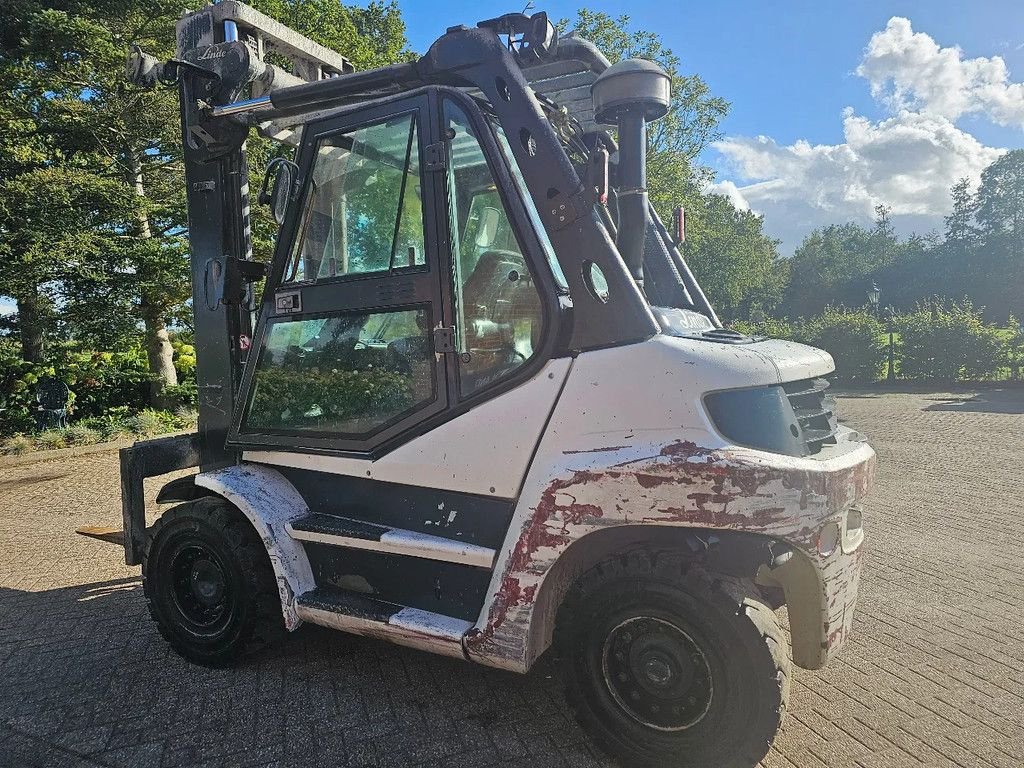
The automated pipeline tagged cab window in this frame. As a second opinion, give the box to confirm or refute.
[286,113,426,282]
[444,100,545,397]
[243,308,434,437]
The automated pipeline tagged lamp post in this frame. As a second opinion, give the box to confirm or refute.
[867,281,880,317]
[885,305,896,383]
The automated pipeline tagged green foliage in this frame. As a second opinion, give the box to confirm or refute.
[0,343,151,432]
[1,0,412,382]
[797,308,885,383]
[783,213,897,318]
[171,339,197,380]
[2,434,33,455]
[161,383,198,409]
[729,316,796,341]
[896,301,1008,381]
[1,406,197,454]
[248,367,413,430]
[65,423,103,446]
[783,150,1024,325]
[250,0,410,70]
[682,194,787,318]
[0,1,193,361]
[33,430,67,451]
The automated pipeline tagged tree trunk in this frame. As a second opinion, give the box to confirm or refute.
[127,148,178,406]
[141,296,178,408]
[17,291,45,363]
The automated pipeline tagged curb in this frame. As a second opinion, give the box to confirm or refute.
[0,438,134,469]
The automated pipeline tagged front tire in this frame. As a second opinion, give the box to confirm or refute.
[557,550,790,768]
[142,497,284,667]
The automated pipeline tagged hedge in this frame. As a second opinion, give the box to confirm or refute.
[896,301,1008,381]
[733,301,1016,383]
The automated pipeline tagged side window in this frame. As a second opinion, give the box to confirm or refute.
[243,308,434,436]
[287,113,426,282]
[444,101,545,397]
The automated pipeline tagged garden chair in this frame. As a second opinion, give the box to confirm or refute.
[35,377,71,431]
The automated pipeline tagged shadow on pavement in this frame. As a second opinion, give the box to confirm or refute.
[922,389,1024,414]
[0,577,608,768]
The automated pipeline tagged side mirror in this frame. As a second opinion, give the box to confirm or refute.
[258,158,298,226]
[474,207,501,248]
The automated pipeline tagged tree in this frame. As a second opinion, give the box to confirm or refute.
[944,178,978,247]
[0,0,411,404]
[250,0,409,70]
[681,194,787,318]
[972,150,1024,321]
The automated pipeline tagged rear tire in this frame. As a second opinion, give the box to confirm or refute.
[142,497,284,667]
[556,549,790,768]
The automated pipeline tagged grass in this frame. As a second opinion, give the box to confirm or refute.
[0,408,198,456]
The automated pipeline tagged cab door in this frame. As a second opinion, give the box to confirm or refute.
[228,94,449,454]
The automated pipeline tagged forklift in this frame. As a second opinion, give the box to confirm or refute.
[111,3,876,766]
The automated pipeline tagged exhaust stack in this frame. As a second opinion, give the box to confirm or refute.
[591,59,671,291]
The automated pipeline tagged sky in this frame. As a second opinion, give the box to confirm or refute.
[3,1,1021,317]
[403,0,1024,252]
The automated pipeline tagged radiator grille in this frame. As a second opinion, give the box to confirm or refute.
[783,377,838,455]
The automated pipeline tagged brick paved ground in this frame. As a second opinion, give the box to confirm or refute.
[0,389,1022,768]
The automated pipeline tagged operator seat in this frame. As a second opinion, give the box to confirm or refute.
[460,249,541,391]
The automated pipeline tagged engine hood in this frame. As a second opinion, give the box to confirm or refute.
[659,334,835,390]
[746,338,835,383]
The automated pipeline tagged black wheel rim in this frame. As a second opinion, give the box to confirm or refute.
[167,541,232,633]
[601,616,714,731]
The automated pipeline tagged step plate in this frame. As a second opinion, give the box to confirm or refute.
[287,513,496,569]
[296,587,472,659]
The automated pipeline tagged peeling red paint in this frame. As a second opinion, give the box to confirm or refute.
[468,436,876,668]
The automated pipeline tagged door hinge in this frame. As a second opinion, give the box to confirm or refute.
[432,326,456,353]
[424,141,447,172]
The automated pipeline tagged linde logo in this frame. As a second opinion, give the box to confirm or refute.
[197,48,227,61]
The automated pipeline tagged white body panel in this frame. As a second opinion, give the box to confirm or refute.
[243,358,572,498]
[194,464,315,631]
[465,335,869,671]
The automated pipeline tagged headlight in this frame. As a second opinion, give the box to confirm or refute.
[704,386,806,457]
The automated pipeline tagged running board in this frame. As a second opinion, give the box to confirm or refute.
[286,513,496,569]
[296,587,472,659]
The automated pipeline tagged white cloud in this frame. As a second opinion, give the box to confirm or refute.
[712,17,1018,251]
[704,179,751,211]
[858,17,1024,127]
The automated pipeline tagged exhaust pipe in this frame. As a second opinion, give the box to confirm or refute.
[591,59,671,291]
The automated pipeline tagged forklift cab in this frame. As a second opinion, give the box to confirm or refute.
[231,91,560,455]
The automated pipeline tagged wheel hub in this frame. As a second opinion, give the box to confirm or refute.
[602,616,713,731]
[169,544,229,629]
[190,559,226,606]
